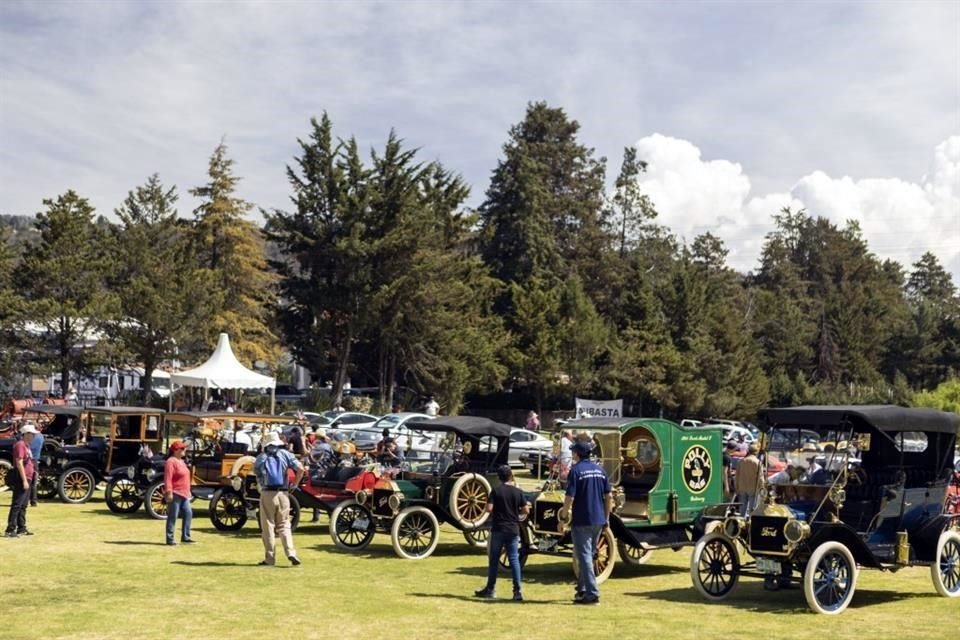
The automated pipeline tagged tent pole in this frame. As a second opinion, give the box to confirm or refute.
[270,387,275,415]
[168,386,173,412]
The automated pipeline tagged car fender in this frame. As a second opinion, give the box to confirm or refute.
[60,460,99,475]
[909,513,960,562]
[807,523,881,568]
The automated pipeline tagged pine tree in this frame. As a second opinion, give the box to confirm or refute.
[107,174,214,398]
[190,142,279,368]
[16,191,114,394]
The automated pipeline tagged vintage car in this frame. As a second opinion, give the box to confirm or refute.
[328,416,512,560]
[46,407,166,504]
[204,413,309,532]
[690,405,960,614]
[102,411,251,519]
[513,417,725,583]
[0,405,86,494]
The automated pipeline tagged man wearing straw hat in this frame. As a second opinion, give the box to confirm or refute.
[254,431,304,566]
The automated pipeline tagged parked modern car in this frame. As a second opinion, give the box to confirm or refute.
[505,428,553,469]
[691,405,960,614]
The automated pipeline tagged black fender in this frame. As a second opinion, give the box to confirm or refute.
[61,461,100,477]
[806,523,882,568]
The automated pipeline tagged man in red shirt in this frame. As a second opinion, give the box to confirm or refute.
[5,423,38,537]
[163,440,195,546]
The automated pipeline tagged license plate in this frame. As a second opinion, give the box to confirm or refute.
[755,557,781,574]
[354,517,370,531]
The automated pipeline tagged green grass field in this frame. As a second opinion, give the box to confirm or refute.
[1,485,956,640]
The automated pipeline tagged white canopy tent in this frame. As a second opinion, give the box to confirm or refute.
[169,333,276,413]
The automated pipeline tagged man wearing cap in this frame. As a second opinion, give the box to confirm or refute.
[163,440,194,546]
[563,439,613,605]
[5,423,38,537]
[475,465,529,601]
[735,444,761,516]
[254,431,304,566]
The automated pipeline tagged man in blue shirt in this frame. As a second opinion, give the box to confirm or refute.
[26,422,44,507]
[563,439,612,605]
[254,431,304,566]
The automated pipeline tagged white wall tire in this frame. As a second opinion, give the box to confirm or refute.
[391,506,440,560]
[690,532,740,601]
[572,527,617,584]
[931,529,960,597]
[803,541,858,614]
[330,500,375,551]
[448,473,491,530]
[618,540,655,566]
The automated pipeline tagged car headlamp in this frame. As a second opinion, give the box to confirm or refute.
[784,519,810,544]
[723,516,745,539]
[355,490,368,505]
[231,476,243,492]
[388,492,403,513]
[126,467,136,480]
[145,469,157,481]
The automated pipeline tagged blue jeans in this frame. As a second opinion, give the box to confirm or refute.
[165,494,192,544]
[485,530,522,592]
[572,524,603,600]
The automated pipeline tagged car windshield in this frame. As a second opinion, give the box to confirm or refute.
[374,415,402,429]
[765,424,862,489]
[88,413,112,438]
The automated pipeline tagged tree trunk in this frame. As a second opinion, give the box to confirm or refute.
[387,352,396,412]
[332,323,353,407]
[142,355,155,401]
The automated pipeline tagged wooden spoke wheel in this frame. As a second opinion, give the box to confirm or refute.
[572,527,617,584]
[390,506,440,560]
[36,473,58,500]
[57,467,96,504]
[144,480,169,520]
[618,540,655,566]
[448,473,491,530]
[690,532,740,601]
[931,529,960,598]
[105,478,143,514]
[0,460,12,490]
[462,527,490,548]
[210,489,247,531]
[330,500,375,551]
[803,541,858,614]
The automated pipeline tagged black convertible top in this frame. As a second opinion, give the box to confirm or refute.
[406,416,512,438]
[86,406,166,416]
[22,405,85,417]
[758,405,960,435]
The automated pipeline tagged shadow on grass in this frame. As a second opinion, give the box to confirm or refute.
[88,508,154,521]
[629,582,941,613]
[408,592,566,605]
[448,562,573,585]
[103,540,169,546]
[169,560,278,568]
[317,544,484,560]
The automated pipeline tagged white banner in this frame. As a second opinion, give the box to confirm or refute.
[575,398,623,418]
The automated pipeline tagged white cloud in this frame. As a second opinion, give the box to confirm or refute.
[632,135,960,280]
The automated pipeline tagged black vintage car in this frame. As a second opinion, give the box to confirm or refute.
[48,407,167,504]
[691,405,960,614]
[0,405,86,497]
[328,416,512,559]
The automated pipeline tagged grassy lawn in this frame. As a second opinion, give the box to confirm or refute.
[1,484,955,640]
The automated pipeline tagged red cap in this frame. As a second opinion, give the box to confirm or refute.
[170,440,187,451]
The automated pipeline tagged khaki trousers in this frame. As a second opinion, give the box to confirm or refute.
[259,489,296,564]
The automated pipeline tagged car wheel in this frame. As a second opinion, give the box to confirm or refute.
[105,478,143,514]
[210,489,247,531]
[931,529,960,597]
[572,527,617,584]
[498,543,530,573]
[330,500,375,551]
[143,480,168,520]
[57,467,96,504]
[462,527,489,548]
[36,473,58,500]
[391,506,440,560]
[618,540,655,566]
[449,473,492,530]
[0,459,13,491]
[690,532,740,601]
[803,541,858,614]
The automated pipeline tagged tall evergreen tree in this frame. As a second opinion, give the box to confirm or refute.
[190,142,279,367]
[478,102,609,406]
[107,174,214,397]
[16,191,114,394]
[0,228,25,382]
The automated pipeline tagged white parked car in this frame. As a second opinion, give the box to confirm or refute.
[370,413,437,453]
[313,411,378,432]
[506,428,553,469]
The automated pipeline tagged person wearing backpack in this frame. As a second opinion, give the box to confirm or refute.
[254,431,305,566]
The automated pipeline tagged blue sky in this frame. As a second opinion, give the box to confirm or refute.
[1,0,957,277]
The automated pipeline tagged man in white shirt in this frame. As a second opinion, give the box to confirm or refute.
[424,395,440,417]
[558,429,574,481]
